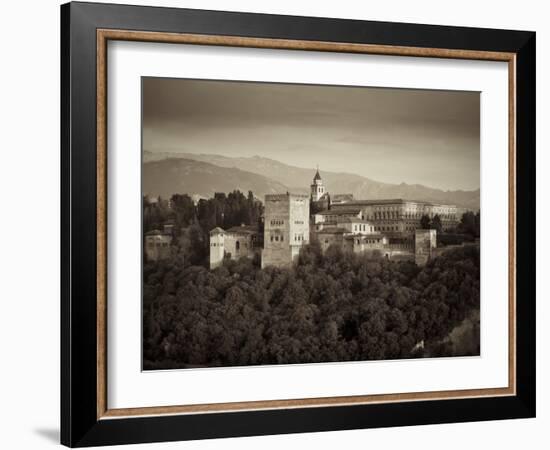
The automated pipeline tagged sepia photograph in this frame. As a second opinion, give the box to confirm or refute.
[141,77,481,371]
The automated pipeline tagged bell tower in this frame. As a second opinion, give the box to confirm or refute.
[310,167,325,202]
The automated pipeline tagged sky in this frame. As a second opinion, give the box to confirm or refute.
[142,77,480,191]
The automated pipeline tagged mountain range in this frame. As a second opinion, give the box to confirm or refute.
[143,151,480,210]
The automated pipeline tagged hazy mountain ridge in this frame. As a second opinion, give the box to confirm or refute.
[143,151,480,210]
[143,158,289,200]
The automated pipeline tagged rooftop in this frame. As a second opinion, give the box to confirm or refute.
[316,227,347,234]
[331,199,456,208]
[316,208,362,216]
[344,233,385,240]
[332,194,354,201]
[225,225,259,234]
[145,229,171,236]
[265,193,309,200]
[334,217,371,224]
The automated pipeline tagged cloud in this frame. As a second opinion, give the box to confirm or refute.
[143,78,480,191]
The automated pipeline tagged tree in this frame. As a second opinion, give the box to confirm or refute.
[458,211,480,238]
[195,190,263,231]
[310,199,324,216]
[420,214,431,229]
[431,214,443,233]
[143,195,172,233]
[170,194,196,230]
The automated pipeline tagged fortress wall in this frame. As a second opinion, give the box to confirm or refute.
[431,241,479,258]
[224,233,255,261]
[415,229,437,266]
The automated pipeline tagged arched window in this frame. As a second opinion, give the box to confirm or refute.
[236,241,240,251]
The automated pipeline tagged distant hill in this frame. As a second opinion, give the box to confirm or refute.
[143,151,480,210]
[143,158,289,200]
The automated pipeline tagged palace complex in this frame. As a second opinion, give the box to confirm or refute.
[209,169,462,269]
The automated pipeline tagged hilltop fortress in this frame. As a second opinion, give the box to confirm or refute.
[210,169,461,269]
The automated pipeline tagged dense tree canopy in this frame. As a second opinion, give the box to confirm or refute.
[143,190,263,235]
[431,214,443,233]
[420,213,443,233]
[143,196,172,233]
[457,211,480,238]
[421,211,480,247]
[420,214,431,230]
[143,243,480,369]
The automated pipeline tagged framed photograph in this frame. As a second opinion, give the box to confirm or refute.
[61,2,536,447]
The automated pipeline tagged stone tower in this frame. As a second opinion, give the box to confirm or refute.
[310,168,326,202]
[415,229,437,266]
[209,227,225,269]
[262,193,310,268]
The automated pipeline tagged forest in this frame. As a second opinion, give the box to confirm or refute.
[143,241,480,369]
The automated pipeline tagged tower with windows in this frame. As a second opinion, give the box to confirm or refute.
[261,193,310,268]
[310,168,325,202]
[209,227,226,269]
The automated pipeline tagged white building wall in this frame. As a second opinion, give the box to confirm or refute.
[209,230,225,269]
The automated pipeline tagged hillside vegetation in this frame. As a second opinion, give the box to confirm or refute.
[143,244,480,369]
